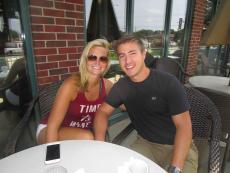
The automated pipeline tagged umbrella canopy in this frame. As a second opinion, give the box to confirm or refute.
[87,0,121,42]
[200,0,230,45]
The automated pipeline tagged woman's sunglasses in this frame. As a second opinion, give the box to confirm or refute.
[87,55,108,63]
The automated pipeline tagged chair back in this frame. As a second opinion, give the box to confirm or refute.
[155,57,182,77]
[194,87,230,171]
[194,87,230,135]
[185,87,222,173]
[155,57,191,83]
[38,80,63,118]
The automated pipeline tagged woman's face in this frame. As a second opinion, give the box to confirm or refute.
[86,46,109,76]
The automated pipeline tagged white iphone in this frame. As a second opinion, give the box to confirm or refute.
[45,142,61,164]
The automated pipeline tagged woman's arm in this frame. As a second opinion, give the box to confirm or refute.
[46,77,78,143]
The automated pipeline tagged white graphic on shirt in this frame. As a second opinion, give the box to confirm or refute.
[79,104,101,113]
[151,96,157,100]
[69,104,101,128]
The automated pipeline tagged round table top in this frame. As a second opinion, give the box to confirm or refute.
[0,140,166,173]
[189,75,230,95]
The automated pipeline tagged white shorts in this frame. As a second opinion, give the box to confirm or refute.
[36,124,47,140]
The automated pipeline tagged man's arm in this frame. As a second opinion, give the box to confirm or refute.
[171,111,192,170]
[93,102,116,141]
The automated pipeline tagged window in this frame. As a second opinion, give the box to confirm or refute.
[111,0,126,32]
[0,0,31,143]
[168,0,188,59]
[133,0,166,57]
[85,0,191,80]
[197,0,229,76]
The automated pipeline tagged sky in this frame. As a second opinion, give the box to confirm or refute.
[85,0,188,31]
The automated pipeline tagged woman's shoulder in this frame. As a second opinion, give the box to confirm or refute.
[62,75,80,91]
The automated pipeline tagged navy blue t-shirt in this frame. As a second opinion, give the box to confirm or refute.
[106,69,190,145]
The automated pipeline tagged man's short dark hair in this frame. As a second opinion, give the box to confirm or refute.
[113,34,145,53]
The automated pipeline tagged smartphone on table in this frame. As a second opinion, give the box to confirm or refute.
[45,142,61,164]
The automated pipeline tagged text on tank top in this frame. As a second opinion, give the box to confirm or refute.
[41,78,106,129]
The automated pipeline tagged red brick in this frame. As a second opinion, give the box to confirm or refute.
[32,33,56,40]
[43,9,65,17]
[76,4,84,11]
[45,25,65,32]
[61,73,71,80]
[58,47,77,54]
[76,20,84,26]
[30,7,42,15]
[66,11,83,19]
[49,68,68,75]
[76,27,84,33]
[33,41,45,48]
[59,60,77,67]
[47,54,67,62]
[38,76,59,85]
[31,25,44,32]
[37,62,58,70]
[34,48,57,55]
[55,18,75,25]
[66,26,78,33]
[30,0,53,8]
[37,70,49,77]
[55,2,75,11]
[35,56,47,63]
[46,41,66,47]
[68,41,83,47]
[69,66,79,73]
[77,33,84,40]
[77,47,84,53]
[66,0,83,4]
[31,16,55,24]
[57,33,76,40]
[68,53,81,60]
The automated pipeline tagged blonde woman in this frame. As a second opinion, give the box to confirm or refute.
[37,39,113,144]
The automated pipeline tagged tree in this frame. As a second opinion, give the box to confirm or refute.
[9,29,19,40]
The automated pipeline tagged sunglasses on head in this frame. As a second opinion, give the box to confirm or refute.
[87,55,108,63]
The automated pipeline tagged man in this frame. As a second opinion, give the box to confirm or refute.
[94,35,198,173]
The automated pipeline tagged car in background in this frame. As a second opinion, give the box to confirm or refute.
[4,41,23,55]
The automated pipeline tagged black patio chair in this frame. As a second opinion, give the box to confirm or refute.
[1,80,63,158]
[1,79,128,157]
[112,86,222,173]
[155,57,191,78]
[194,87,230,171]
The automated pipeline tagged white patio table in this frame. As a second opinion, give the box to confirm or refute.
[189,75,230,95]
[0,140,166,173]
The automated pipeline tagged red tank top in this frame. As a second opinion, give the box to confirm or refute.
[41,78,106,129]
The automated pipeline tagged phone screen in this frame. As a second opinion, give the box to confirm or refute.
[45,144,60,163]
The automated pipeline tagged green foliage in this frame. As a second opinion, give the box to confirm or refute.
[174,29,184,47]
[109,50,118,60]
[134,30,155,38]
[9,30,19,40]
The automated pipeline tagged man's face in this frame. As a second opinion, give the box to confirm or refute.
[117,42,146,80]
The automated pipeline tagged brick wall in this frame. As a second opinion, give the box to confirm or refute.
[186,0,206,77]
[29,0,84,87]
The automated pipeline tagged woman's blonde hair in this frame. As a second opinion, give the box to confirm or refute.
[79,39,110,90]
